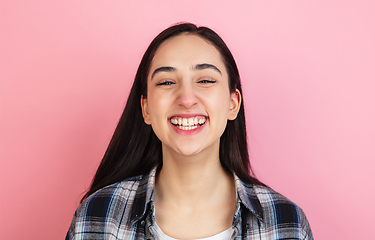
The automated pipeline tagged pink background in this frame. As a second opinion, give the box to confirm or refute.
[1,1,374,239]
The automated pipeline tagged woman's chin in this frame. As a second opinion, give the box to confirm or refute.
[162,141,219,161]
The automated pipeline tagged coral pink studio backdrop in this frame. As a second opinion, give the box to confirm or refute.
[1,1,374,239]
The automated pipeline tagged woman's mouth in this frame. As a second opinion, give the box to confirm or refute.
[170,116,207,130]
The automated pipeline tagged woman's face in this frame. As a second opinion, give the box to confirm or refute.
[141,33,241,158]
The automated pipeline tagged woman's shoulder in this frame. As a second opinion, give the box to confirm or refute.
[66,175,149,240]
[75,175,146,220]
[66,176,147,240]
[250,184,307,218]
[252,184,299,205]
[250,184,313,238]
[238,180,304,211]
[87,176,142,199]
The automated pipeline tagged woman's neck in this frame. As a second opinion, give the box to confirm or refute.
[154,145,237,239]
[155,144,235,206]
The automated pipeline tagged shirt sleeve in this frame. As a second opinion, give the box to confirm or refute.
[65,212,76,240]
[301,209,314,240]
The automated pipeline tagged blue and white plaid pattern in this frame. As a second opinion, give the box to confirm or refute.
[66,168,313,239]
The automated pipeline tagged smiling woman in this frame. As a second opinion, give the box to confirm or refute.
[66,23,313,240]
[142,34,238,159]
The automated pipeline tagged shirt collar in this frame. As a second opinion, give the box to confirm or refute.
[234,174,264,222]
[130,167,264,224]
[129,167,157,225]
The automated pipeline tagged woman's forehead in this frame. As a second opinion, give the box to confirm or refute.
[150,34,225,71]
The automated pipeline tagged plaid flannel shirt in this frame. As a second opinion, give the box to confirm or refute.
[66,167,313,240]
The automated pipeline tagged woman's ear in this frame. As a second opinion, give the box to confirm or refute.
[141,96,151,125]
[228,89,241,120]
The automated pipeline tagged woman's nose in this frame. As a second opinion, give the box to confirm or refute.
[176,83,198,109]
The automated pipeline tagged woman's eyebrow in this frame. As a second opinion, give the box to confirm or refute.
[151,66,176,79]
[194,63,222,75]
[151,64,221,79]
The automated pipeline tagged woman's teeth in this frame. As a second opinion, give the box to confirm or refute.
[170,116,206,130]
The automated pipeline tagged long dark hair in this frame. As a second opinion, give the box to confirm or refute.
[82,22,264,202]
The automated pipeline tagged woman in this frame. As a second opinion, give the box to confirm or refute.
[66,23,313,240]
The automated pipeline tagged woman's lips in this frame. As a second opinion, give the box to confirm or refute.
[170,116,207,130]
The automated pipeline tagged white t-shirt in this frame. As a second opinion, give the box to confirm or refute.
[152,223,234,240]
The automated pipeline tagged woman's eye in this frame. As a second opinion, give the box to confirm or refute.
[198,79,216,84]
[156,80,175,86]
